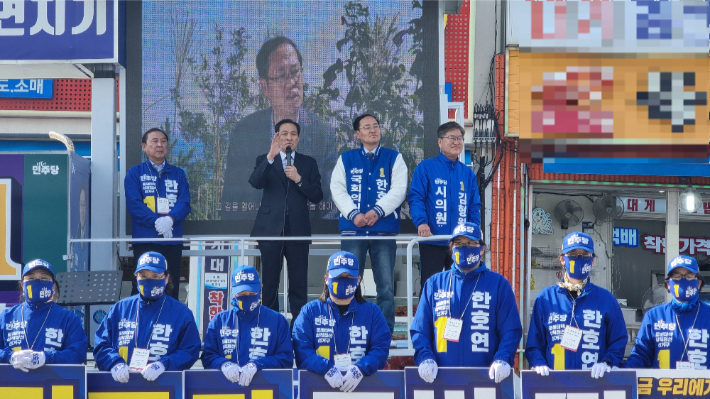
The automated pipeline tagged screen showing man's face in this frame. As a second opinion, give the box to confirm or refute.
[261,43,303,117]
[137,1,438,232]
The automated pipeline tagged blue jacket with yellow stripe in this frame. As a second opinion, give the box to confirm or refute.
[625,301,710,369]
[410,263,522,366]
[93,294,201,371]
[292,298,391,376]
[0,301,87,364]
[124,160,190,245]
[525,281,628,369]
[201,304,293,370]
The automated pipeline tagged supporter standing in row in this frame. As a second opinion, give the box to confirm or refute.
[411,222,521,384]
[94,252,201,383]
[1,260,87,370]
[293,251,391,392]
[625,255,710,369]
[202,265,293,385]
[526,232,627,378]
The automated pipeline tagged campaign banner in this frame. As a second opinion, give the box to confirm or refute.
[184,369,293,399]
[87,371,183,399]
[0,364,86,399]
[201,241,230,337]
[0,0,124,64]
[521,370,638,399]
[636,369,710,398]
[405,367,514,399]
[299,370,405,399]
[0,79,53,99]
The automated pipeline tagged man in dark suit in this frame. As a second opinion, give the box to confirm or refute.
[250,119,323,324]
[222,36,336,221]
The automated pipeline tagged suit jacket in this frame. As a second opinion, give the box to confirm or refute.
[249,152,323,238]
[222,107,337,221]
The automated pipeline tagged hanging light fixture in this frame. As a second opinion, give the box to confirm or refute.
[679,186,702,213]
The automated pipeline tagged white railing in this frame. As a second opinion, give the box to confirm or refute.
[70,234,455,351]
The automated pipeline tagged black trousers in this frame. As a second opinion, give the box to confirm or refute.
[131,243,183,300]
[258,237,309,325]
[419,243,453,291]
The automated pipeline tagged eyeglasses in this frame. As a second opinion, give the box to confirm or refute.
[359,124,380,132]
[565,253,594,260]
[267,67,303,85]
[441,135,464,143]
[669,274,698,281]
[23,276,53,282]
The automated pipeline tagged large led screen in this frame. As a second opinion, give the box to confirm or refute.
[127,0,440,235]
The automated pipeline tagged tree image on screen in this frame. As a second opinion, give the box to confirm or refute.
[140,0,430,233]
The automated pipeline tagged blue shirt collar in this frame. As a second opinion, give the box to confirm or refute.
[148,159,166,172]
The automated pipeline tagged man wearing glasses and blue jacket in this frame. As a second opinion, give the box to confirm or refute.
[409,122,481,290]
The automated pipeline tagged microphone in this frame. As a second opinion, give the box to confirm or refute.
[286,146,292,166]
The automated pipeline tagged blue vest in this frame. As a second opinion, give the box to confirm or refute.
[339,146,401,235]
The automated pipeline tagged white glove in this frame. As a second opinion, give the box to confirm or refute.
[141,361,166,381]
[111,363,130,383]
[341,365,364,392]
[418,359,438,383]
[324,366,343,389]
[239,362,258,387]
[162,228,173,239]
[28,351,46,369]
[10,350,33,372]
[488,360,511,383]
[533,365,550,376]
[155,216,173,234]
[221,361,241,383]
[591,362,611,379]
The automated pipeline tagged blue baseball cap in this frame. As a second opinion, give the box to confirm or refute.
[135,252,168,275]
[22,259,55,279]
[232,265,261,294]
[667,255,699,276]
[327,251,359,278]
[562,232,594,254]
[449,222,482,244]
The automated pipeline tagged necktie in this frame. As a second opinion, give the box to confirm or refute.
[367,152,374,162]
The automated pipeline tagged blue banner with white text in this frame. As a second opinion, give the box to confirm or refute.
[0,0,120,63]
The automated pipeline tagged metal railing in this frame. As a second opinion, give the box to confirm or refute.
[70,234,454,351]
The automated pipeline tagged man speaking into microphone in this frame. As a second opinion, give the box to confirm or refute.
[249,119,323,325]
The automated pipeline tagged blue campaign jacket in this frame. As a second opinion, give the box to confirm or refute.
[124,160,191,245]
[339,146,401,235]
[0,301,87,364]
[292,298,391,376]
[410,263,522,366]
[93,294,201,371]
[525,282,628,369]
[625,301,710,369]
[202,304,293,370]
[408,153,481,245]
